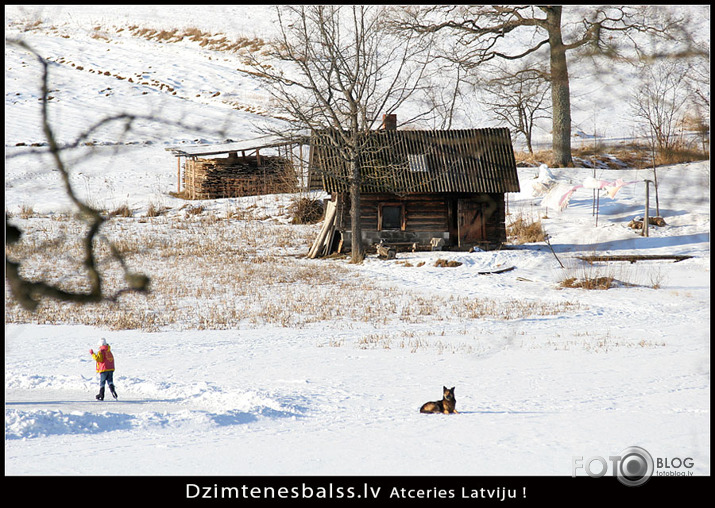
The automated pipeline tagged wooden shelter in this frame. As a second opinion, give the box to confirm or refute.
[168,136,308,200]
[308,123,520,256]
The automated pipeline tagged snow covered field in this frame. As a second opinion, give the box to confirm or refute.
[4,4,709,485]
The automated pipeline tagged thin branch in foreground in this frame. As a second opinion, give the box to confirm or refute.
[5,40,150,311]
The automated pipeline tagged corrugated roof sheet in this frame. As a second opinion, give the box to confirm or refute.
[311,128,521,194]
[167,135,304,157]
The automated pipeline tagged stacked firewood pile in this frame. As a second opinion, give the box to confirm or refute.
[184,154,297,199]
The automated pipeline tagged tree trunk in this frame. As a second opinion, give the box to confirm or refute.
[349,158,365,263]
[545,7,574,167]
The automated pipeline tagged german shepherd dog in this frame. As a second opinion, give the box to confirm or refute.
[420,386,458,414]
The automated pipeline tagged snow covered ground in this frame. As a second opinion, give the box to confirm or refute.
[4,5,710,482]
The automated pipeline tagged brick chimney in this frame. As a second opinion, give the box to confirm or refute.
[381,113,397,130]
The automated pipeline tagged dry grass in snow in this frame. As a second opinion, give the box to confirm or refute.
[5,207,579,333]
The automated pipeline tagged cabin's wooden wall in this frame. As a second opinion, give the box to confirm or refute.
[333,192,508,250]
[358,193,449,232]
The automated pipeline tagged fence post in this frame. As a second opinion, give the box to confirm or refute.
[643,179,652,237]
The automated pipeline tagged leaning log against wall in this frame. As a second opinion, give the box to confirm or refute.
[183,153,297,199]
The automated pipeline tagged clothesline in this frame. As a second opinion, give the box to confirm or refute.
[540,177,639,212]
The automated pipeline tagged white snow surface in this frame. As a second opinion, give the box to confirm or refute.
[4,5,710,477]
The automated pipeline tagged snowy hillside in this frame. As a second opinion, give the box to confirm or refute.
[4,3,710,492]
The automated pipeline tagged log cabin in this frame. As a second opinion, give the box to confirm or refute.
[309,118,521,254]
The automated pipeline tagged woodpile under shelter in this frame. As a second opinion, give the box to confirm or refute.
[168,136,308,200]
[308,120,521,256]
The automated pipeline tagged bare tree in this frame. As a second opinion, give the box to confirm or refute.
[396,5,704,167]
[630,56,709,217]
[243,5,436,263]
[478,61,551,154]
[682,43,710,153]
[630,59,690,155]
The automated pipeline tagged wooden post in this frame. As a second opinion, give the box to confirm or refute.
[653,168,660,217]
[592,167,596,217]
[177,156,181,194]
[643,179,651,237]
[299,143,305,191]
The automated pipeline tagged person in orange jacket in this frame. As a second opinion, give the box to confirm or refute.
[90,338,117,400]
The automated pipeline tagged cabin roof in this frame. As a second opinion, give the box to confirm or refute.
[310,127,521,194]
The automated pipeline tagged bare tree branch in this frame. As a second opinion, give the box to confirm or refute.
[393,5,707,167]
[479,61,552,154]
[5,40,151,311]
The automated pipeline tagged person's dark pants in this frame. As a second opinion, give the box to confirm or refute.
[97,371,117,399]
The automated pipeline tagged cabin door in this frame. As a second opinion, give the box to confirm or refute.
[457,199,486,248]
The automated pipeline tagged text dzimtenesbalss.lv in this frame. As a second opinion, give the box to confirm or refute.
[186,483,381,500]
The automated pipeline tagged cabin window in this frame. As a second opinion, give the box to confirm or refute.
[407,153,429,172]
[378,203,405,231]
